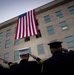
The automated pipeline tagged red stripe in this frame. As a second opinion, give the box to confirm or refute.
[15,19,20,39]
[26,16,28,37]
[15,20,18,39]
[22,17,24,38]
[20,18,22,38]
[29,12,32,36]
[32,11,35,35]
[15,9,38,40]
[24,16,26,37]
[33,9,38,34]
[28,11,30,36]
[31,10,35,35]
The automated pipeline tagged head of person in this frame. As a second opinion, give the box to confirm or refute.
[48,41,63,54]
[19,47,30,60]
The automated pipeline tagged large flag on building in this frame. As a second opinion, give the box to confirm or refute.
[15,9,38,40]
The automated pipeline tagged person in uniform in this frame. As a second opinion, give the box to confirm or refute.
[62,48,74,74]
[42,41,69,75]
[0,63,10,75]
[0,56,18,69]
[0,55,18,75]
[10,47,43,75]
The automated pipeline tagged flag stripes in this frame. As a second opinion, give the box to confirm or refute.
[15,10,38,40]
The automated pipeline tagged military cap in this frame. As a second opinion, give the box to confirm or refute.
[18,47,30,55]
[48,41,62,48]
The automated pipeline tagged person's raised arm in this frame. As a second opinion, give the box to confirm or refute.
[29,54,43,64]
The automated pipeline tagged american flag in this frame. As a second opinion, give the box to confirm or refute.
[15,9,38,40]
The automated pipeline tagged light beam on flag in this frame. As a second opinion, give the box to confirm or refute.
[15,9,38,40]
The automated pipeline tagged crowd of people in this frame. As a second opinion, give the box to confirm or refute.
[0,41,74,75]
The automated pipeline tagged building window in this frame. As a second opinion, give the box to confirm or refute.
[0,42,1,49]
[6,29,11,37]
[47,26,55,35]
[5,40,10,48]
[0,32,3,39]
[65,36,74,48]
[14,39,19,45]
[55,10,63,18]
[25,37,30,42]
[14,51,19,61]
[36,30,42,38]
[4,53,9,60]
[44,15,51,23]
[37,44,45,55]
[68,6,74,14]
[59,21,68,30]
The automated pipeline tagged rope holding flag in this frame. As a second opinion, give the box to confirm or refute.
[15,9,38,40]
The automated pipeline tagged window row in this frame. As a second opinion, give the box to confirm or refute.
[0,19,70,40]
[0,35,74,50]
[0,20,73,49]
[0,30,42,49]
[0,28,42,39]
[4,44,45,61]
[47,21,69,35]
[3,35,74,61]
[44,6,74,23]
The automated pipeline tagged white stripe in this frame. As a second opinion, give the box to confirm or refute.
[29,11,34,36]
[32,10,37,34]
[20,17,23,38]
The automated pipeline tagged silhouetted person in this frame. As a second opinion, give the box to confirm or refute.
[0,64,9,75]
[42,41,73,75]
[11,47,43,75]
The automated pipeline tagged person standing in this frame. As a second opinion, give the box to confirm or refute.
[11,47,43,75]
[42,41,70,75]
[0,64,10,75]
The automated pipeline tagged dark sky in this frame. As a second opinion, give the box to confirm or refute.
[0,0,54,23]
